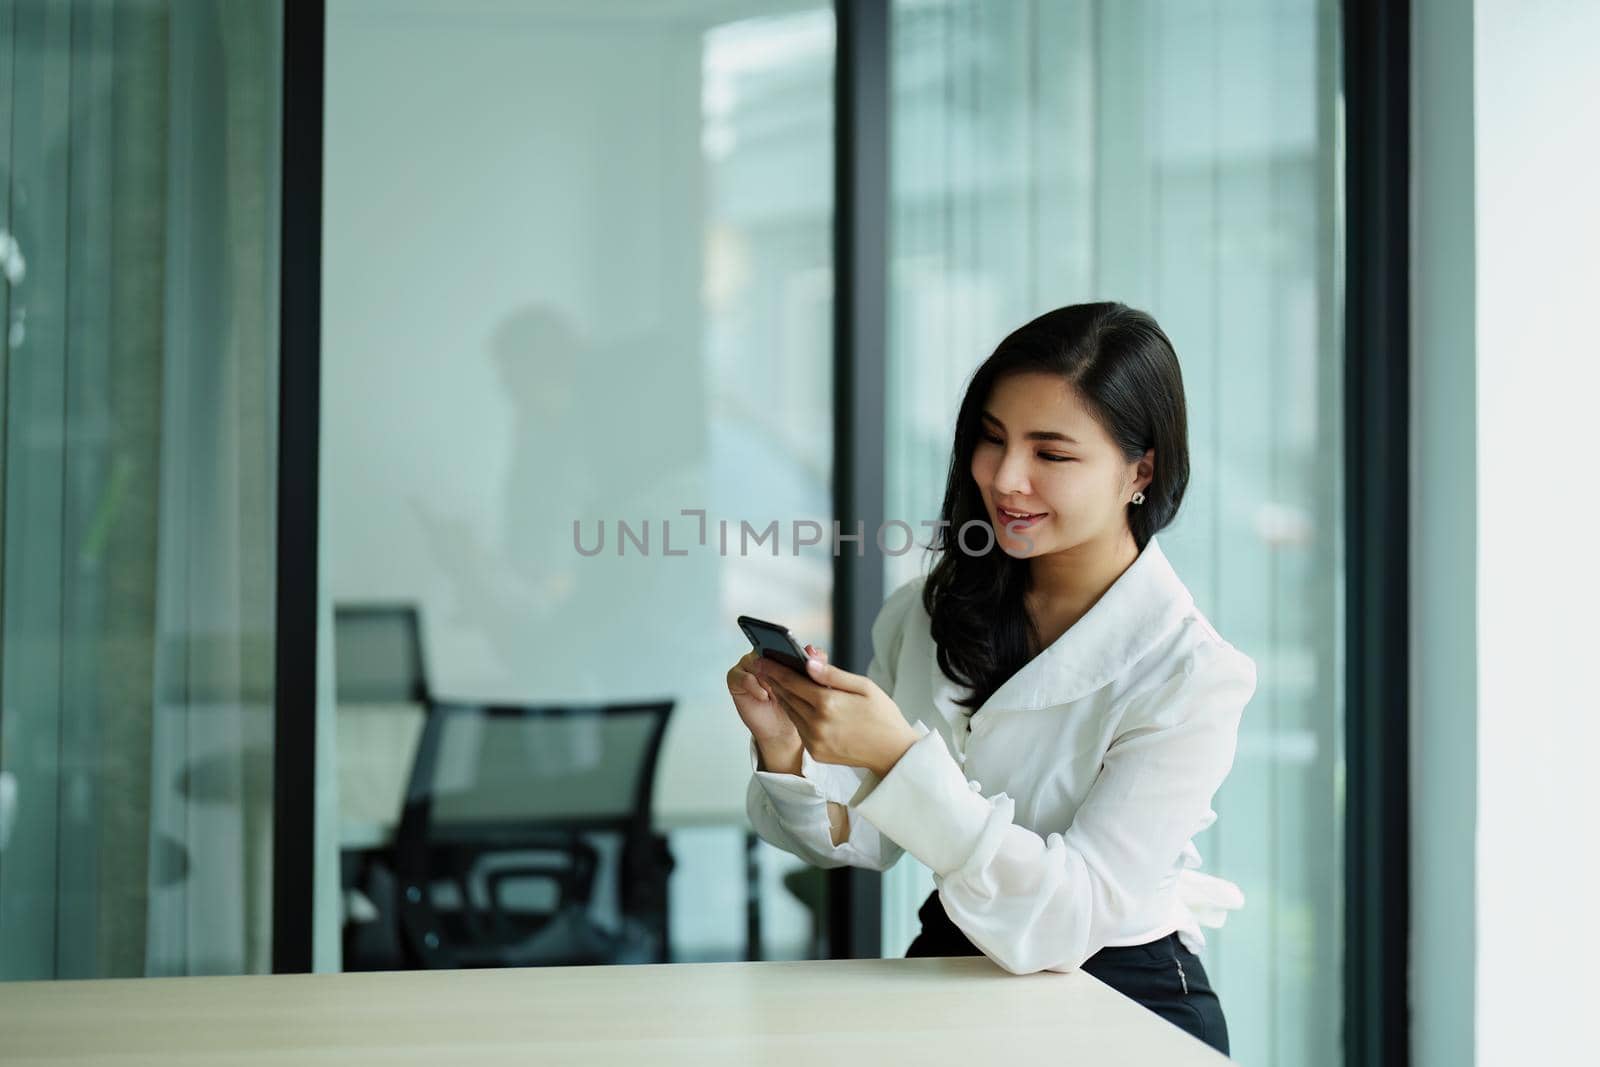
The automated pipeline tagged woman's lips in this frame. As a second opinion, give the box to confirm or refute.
[997,506,1047,530]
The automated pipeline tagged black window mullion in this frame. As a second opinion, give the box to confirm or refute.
[828,0,890,962]
[1341,1,1411,1063]
[272,0,325,976]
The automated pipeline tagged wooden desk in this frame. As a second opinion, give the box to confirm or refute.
[0,956,1228,1065]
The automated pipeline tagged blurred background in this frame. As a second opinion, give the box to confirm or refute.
[7,2,1589,1065]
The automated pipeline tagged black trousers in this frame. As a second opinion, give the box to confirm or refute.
[905,890,1230,1057]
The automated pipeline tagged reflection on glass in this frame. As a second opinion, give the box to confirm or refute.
[885,2,1342,1063]
[0,1,283,980]
[323,0,834,966]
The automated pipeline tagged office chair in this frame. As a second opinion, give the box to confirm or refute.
[334,604,432,969]
[334,604,430,705]
[391,699,676,969]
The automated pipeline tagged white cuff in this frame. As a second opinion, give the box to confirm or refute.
[750,737,825,825]
[749,736,877,808]
[853,723,993,876]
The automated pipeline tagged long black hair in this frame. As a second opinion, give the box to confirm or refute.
[923,302,1190,715]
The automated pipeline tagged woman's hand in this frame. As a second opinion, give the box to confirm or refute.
[753,651,921,778]
[726,646,826,747]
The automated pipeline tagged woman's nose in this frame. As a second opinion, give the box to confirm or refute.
[993,449,1032,494]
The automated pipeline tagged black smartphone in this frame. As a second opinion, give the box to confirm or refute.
[737,614,811,674]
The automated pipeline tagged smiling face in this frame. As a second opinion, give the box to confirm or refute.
[968,371,1153,559]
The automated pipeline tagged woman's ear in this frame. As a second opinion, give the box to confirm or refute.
[1133,448,1155,495]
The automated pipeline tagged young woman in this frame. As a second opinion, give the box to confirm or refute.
[727,302,1254,1056]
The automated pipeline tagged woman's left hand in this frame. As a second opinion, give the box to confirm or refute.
[752,651,921,778]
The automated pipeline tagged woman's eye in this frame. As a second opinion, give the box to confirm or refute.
[980,432,1071,462]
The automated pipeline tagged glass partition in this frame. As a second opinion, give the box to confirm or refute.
[0,0,284,980]
[322,0,836,967]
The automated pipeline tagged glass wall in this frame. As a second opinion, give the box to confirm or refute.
[882,2,1343,1064]
[0,0,283,979]
[321,0,835,967]
[0,0,1348,1019]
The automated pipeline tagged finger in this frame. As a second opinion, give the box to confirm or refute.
[803,656,870,695]
[729,664,769,700]
[804,644,829,663]
[758,662,797,699]
[762,662,827,711]
[768,683,810,728]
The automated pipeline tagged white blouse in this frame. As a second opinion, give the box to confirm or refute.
[746,536,1256,975]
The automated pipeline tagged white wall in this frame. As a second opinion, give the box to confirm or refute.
[1413,2,1600,1062]
[1472,0,1600,1061]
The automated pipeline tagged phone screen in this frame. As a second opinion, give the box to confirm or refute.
[736,615,809,674]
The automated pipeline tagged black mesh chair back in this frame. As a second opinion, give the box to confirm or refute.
[424,704,666,827]
[393,699,675,968]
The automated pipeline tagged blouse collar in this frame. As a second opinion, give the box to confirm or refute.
[956,536,1197,716]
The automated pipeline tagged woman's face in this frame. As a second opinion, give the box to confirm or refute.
[968,372,1151,558]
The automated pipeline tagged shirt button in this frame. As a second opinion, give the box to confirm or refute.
[967,780,982,793]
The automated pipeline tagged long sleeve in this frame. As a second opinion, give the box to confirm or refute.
[743,578,923,872]
[852,639,1256,975]
[744,739,904,871]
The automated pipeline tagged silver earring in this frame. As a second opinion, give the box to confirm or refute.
[1131,492,1146,506]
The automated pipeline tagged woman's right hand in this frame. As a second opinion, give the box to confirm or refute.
[727,645,826,746]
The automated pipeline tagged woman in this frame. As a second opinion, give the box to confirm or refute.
[727,302,1254,1056]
